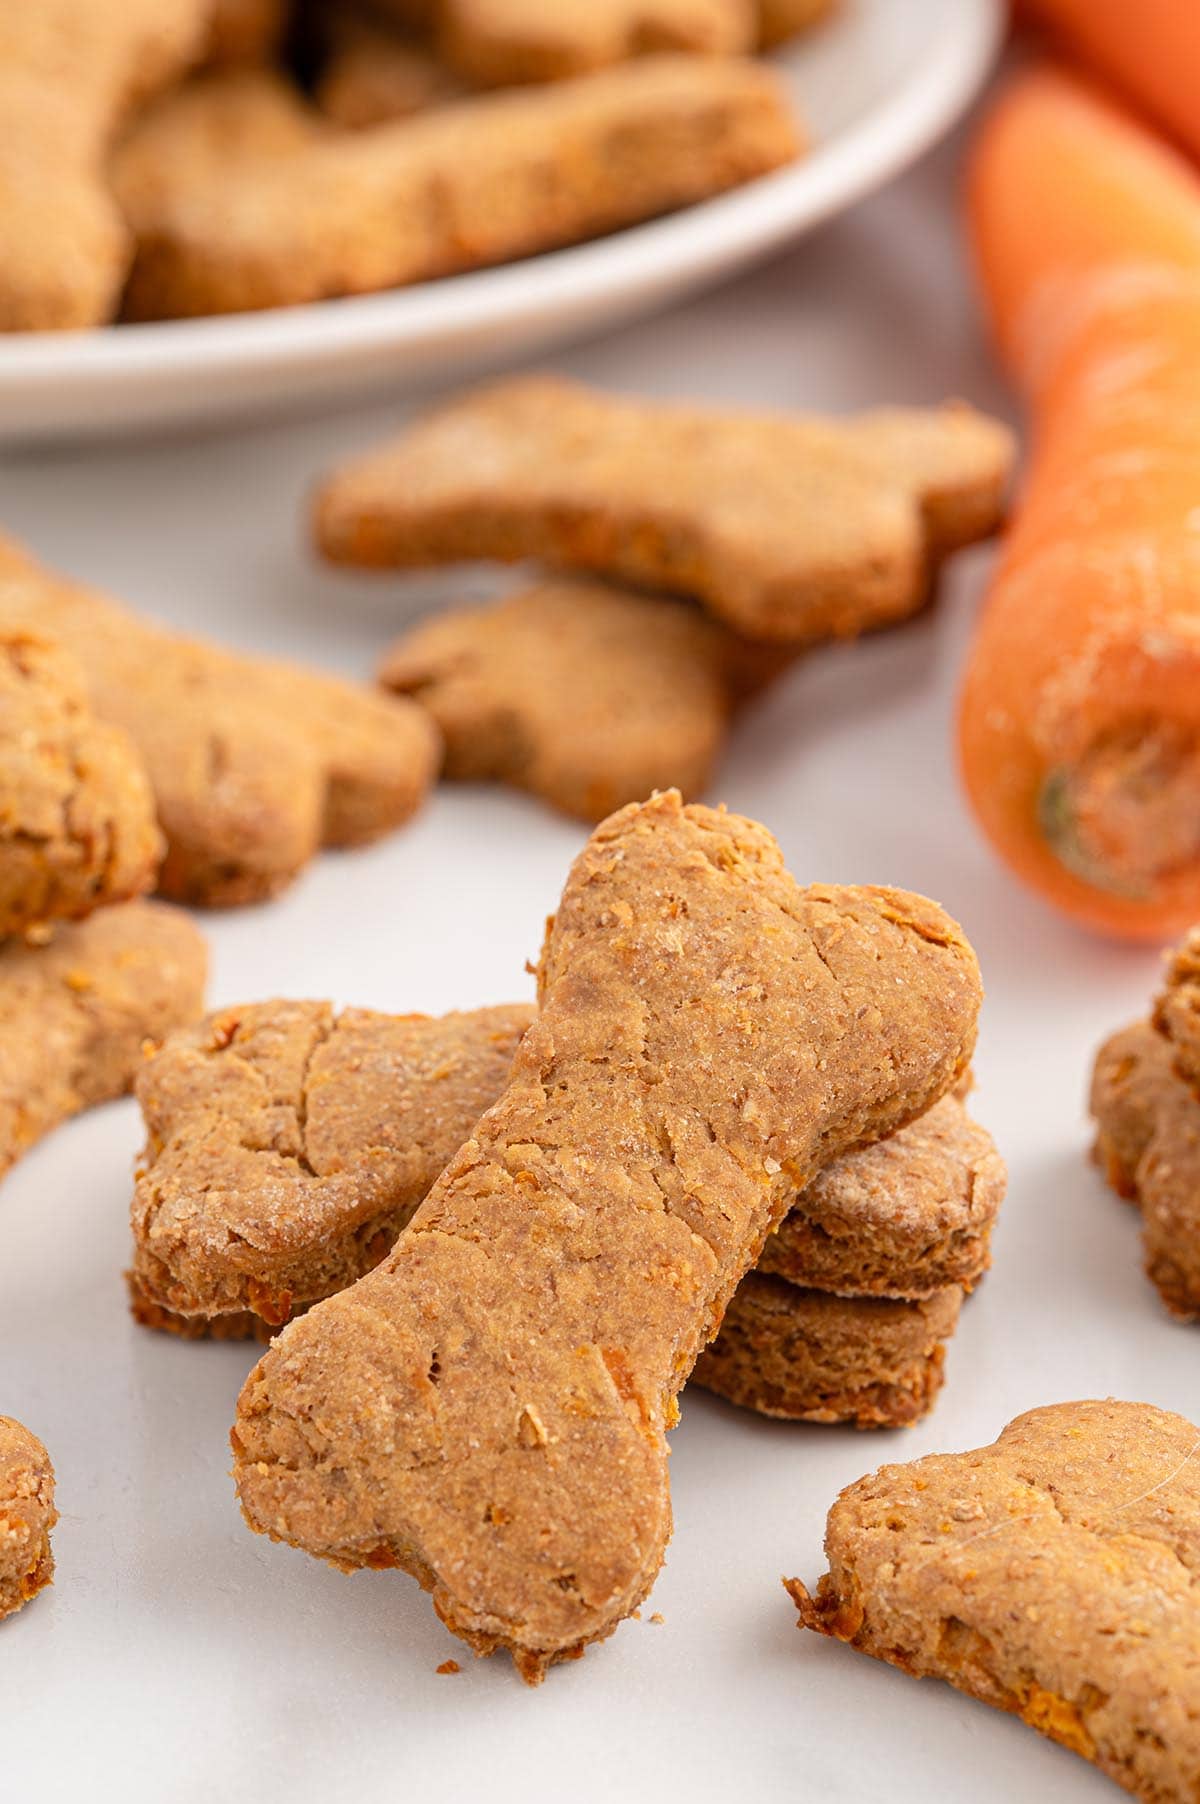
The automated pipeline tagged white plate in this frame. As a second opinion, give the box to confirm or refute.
[0,0,1000,442]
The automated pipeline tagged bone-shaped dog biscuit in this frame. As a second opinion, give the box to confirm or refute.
[0,628,161,935]
[231,792,981,1679]
[0,1420,57,1622]
[316,376,1014,642]
[122,57,800,320]
[437,0,754,86]
[0,536,438,907]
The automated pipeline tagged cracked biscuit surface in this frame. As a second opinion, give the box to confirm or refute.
[231,791,981,1681]
[122,57,799,319]
[0,628,161,936]
[316,376,1014,642]
[0,1420,57,1622]
[788,1399,1200,1802]
[378,579,773,821]
[0,536,438,907]
[0,902,207,1180]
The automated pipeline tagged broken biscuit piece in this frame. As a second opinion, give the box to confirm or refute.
[0,535,439,907]
[0,1420,57,1622]
[437,0,754,86]
[232,791,981,1681]
[0,901,207,1181]
[131,1001,535,1325]
[788,1399,1200,1801]
[316,376,1014,642]
[692,1279,963,1427]
[0,1,208,330]
[0,628,161,936]
[122,56,800,319]
[378,579,777,822]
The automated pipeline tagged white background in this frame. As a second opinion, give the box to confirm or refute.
[0,122,1185,1803]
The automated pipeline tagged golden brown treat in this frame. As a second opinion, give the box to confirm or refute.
[131,1004,998,1342]
[132,1001,535,1324]
[437,0,754,86]
[0,629,161,936]
[1153,925,1200,1092]
[203,0,289,63]
[1091,1019,1200,1320]
[0,1,208,330]
[316,377,1014,642]
[0,536,438,908]
[788,1399,1200,1801]
[232,791,982,1681]
[0,1420,57,1622]
[122,56,801,320]
[692,1278,962,1426]
[0,902,207,1180]
[112,68,320,245]
[378,580,776,822]
[761,1086,1005,1298]
[315,12,467,129]
[757,0,837,48]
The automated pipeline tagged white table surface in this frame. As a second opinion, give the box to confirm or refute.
[0,120,1183,1804]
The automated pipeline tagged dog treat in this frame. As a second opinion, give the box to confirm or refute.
[0,536,438,907]
[788,1399,1200,1800]
[0,901,207,1181]
[1091,1020,1200,1320]
[113,68,320,246]
[760,1086,1004,1298]
[757,0,836,47]
[315,13,466,128]
[121,56,801,320]
[0,1420,57,1623]
[131,1001,997,1351]
[378,579,778,822]
[437,0,754,86]
[131,1001,535,1325]
[0,628,161,936]
[316,377,1014,642]
[692,1279,963,1426]
[1153,926,1200,1092]
[232,791,981,1680]
[0,1,208,330]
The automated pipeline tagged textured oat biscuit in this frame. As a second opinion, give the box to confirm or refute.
[692,1279,963,1427]
[788,1399,1200,1801]
[0,629,161,936]
[316,377,1014,642]
[761,1086,1005,1298]
[378,580,777,822]
[122,56,800,319]
[113,68,320,247]
[131,1004,996,1343]
[1153,927,1200,1092]
[0,902,207,1181]
[0,1,208,330]
[0,1420,57,1623]
[0,536,438,907]
[232,791,981,1680]
[315,13,467,129]
[131,1001,535,1325]
[757,0,837,47]
[437,0,754,86]
[1091,1020,1200,1321]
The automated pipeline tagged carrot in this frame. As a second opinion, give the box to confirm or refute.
[961,65,1200,940]
[1020,0,1200,167]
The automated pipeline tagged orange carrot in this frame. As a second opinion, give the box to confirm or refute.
[961,66,1200,940]
[1021,0,1200,166]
